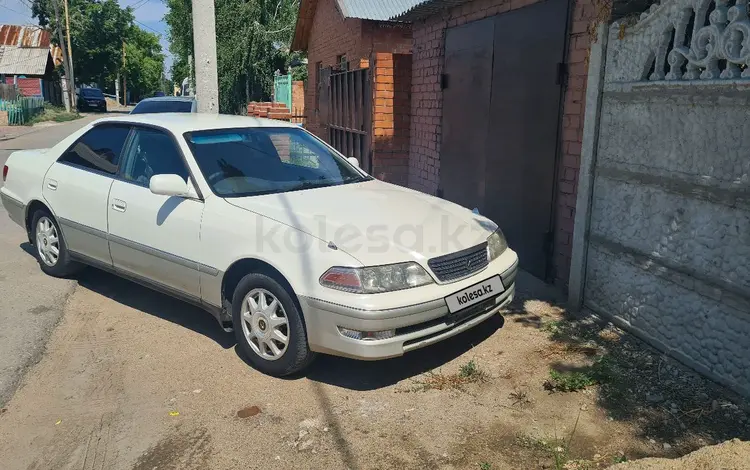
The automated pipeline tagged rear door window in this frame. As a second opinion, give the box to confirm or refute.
[58,125,131,175]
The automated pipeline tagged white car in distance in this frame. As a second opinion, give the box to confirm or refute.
[0,114,519,376]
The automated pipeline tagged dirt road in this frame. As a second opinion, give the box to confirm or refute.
[0,115,101,407]
[0,267,747,469]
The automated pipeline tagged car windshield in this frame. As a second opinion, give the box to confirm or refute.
[131,100,192,114]
[185,127,370,197]
[81,88,104,98]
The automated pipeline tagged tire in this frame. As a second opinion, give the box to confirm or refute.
[232,273,315,376]
[31,209,82,277]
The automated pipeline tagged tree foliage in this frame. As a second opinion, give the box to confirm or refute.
[31,0,165,99]
[123,25,165,100]
[165,0,303,113]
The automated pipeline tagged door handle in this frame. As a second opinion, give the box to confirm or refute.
[111,199,127,212]
[46,179,58,190]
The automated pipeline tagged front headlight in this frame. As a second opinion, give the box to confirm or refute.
[487,229,508,261]
[320,262,434,294]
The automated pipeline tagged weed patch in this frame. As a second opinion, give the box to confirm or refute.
[27,104,82,125]
[544,369,597,392]
[407,360,488,392]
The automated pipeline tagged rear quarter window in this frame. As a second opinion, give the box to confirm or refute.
[131,101,193,114]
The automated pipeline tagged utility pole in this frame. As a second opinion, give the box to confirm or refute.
[62,0,75,107]
[187,54,194,96]
[191,0,218,113]
[52,0,72,112]
[122,42,127,106]
[115,72,120,102]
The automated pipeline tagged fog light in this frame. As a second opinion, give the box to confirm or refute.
[338,327,396,341]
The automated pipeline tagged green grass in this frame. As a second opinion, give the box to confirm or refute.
[545,369,597,392]
[459,360,485,380]
[479,462,492,470]
[27,104,82,126]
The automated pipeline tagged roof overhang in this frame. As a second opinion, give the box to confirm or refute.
[291,0,320,52]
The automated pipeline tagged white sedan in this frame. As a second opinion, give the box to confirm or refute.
[1,114,518,376]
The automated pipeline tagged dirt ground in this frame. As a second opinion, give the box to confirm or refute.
[0,268,748,470]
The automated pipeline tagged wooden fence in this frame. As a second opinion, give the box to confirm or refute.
[0,96,45,125]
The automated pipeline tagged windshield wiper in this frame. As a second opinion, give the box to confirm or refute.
[290,180,334,191]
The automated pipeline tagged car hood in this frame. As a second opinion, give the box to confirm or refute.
[225,179,498,266]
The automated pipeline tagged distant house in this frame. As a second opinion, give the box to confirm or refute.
[0,24,61,103]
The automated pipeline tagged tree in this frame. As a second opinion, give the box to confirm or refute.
[32,0,132,88]
[166,0,303,113]
[123,26,165,100]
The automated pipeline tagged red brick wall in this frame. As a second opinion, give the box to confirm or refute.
[291,80,305,116]
[408,0,596,285]
[371,52,411,186]
[304,0,412,140]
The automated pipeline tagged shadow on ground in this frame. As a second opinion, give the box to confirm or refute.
[500,271,750,457]
[74,266,236,349]
[24,241,505,391]
[237,314,505,391]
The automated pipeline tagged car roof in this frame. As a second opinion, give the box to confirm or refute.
[137,96,195,103]
[91,113,299,133]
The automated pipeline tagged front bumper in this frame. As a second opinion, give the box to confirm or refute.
[299,255,518,360]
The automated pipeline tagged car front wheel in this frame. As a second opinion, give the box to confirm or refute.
[32,210,81,277]
[231,273,315,376]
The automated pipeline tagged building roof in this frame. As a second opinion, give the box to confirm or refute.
[389,0,470,21]
[0,45,53,76]
[337,0,424,20]
[0,24,51,48]
[389,0,653,21]
[92,113,298,134]
[291,0,419,51]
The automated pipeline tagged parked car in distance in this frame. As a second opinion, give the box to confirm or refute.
[77,88,107,112]
[153,91,166,97]
[0,114,518,376]
[130,96,196,114]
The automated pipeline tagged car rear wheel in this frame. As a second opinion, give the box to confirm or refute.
[32,210,81,277]
[231,273,315,376]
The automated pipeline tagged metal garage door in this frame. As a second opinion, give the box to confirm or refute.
[440,0,569,280]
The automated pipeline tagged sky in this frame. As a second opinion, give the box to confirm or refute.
[0,0,173,72]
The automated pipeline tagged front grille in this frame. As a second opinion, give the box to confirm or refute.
[427,242,489,282]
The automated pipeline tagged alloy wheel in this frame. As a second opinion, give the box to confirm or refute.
[35,216,60,267]
[240,288,290,361]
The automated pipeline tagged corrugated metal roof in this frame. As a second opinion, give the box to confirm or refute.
[336,0,425,20]
[0,46,52,75]
[388,0,472,21]
[0,24,51,48]
[50,44,63,67]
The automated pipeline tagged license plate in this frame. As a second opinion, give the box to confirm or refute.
[445,275,504,313]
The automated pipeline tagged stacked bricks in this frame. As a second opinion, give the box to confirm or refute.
[371,52,411,187]
[247,102,292,121]
[407,0,597,285]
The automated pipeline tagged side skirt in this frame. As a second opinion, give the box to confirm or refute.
[69,250,232,331]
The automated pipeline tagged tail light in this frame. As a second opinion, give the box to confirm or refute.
[2,165,7,182]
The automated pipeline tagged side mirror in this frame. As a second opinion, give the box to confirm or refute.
[347,157,360,168]
[150,174,191,197]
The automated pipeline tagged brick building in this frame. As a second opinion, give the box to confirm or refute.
[291,0,413,139]
[293,0,599,286]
